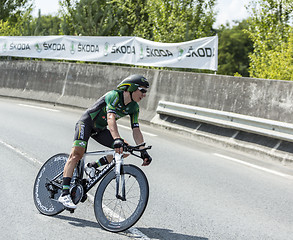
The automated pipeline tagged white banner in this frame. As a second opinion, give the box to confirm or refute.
[0,35,218,71]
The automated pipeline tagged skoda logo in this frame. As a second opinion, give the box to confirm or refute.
[35,43,42,53]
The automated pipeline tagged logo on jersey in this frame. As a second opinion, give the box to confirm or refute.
[78,122,85,139]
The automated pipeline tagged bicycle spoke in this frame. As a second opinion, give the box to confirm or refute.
[102,177,135,222]
[95,165,149,232]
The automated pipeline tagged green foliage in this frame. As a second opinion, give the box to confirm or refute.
[59,0,216,41]
[1,0,63,36]
[0,9,33,36]
[146,0,216,42]
[1,0,217,41]
[0,20,14,35]
[0,0,35,36]
[59,0,119,36]
[217,20,253,77]
[31,10,62,35]
[249,29,293,80]
[234,72,242,77]
[110,0,152,39]
[246,0,293,80]
[1,0,218,73]
[1,0,33,22]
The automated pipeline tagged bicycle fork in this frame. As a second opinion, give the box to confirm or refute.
[115,153,126,201]
[84,153,126,202]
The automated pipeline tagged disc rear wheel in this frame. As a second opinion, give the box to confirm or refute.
[33,153,68,216]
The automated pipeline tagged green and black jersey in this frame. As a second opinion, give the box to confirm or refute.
[85,89,140,130]
[73,90,140,148]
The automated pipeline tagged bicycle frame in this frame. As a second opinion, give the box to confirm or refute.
[46,144,150,207]
[34,143,151,231]
[75,150,126,200]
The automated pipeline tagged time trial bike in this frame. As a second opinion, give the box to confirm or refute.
[33,143,151,232]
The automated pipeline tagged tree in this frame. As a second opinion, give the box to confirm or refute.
[147,0,216,42]
[1,0,33,23]
[0,0,34,36]
[59,0,118,36]
[59,0,217,42]
[217,20,253,77]
[246,0,293,80]
[248,28,293,80]
[0,9,33,36]
[110,0,152,39]
[31,10,62,35]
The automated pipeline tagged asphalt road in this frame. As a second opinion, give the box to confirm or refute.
[0,97,293,240]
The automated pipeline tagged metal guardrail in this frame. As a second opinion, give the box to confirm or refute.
[156,100,293,142]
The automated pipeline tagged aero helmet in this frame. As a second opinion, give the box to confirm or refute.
[117,74,149,92]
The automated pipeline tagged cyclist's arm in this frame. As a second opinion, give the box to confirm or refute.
[133,127,152,166]
[107,112,121,140]
[107,112,124,154]
[105,90,122,140]
[132,127,144,145]
[129,108,144,145]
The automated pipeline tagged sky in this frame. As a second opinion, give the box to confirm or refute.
[32,0,251,28]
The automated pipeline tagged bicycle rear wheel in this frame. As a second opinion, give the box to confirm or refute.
[94,164,149,232]
[33,153,68,216]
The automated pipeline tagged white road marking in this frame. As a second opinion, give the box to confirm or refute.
[0,138,151,240]
[87,195,150,240]
[0,139,42,165]
[18,103,60,112]
[214,153,293,180]
[18,104,156,138]
[118,124,157,137]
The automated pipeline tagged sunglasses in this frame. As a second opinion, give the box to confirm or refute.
[138,87,147,94]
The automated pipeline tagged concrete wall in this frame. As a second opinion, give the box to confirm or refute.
[1,60,293,124]
[153,71,293,123]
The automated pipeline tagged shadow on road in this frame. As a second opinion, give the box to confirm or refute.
[54,214,100,229]
[54,215,208,239]
[135,227,209,240]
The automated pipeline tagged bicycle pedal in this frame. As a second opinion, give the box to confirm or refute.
[65,207,75,214]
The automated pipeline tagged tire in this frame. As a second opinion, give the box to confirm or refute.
[33,153,69,216]
[94,164,149,232]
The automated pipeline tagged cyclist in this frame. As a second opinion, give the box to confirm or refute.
[58,74,152,209]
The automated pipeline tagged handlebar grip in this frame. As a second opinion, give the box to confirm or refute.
[125,144,152,158]
[127,145,151,152]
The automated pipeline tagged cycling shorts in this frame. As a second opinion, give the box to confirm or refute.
[73,114,114,149]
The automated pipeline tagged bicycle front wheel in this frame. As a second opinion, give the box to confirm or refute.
[33,153,68,216]
[94,164,149,232]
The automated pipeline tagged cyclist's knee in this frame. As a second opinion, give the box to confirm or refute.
[69,147,85,164]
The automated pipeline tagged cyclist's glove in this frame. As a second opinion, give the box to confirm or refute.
[113,138,124,149]
[141,150,152,166]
